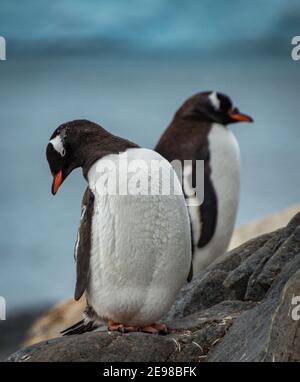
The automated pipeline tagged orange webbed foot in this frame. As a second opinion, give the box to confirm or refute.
[108,320,140,333]
[141,323,169,334]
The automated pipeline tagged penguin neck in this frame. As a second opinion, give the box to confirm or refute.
[155,119,228,163]
[183,118,227,129]
[75,135,139,180]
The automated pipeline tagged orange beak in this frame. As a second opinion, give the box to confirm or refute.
[52,170,63,195]
[229,112,253,123]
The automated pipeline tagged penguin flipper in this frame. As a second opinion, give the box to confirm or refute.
[74,188,95,301]
[197,166,218,248]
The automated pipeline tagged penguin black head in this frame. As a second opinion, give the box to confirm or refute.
[46,119,138,195]
[46,119,111,195]
[178,91,253,125]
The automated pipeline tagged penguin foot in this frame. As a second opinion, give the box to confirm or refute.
[107,320,140,333]
[118,325,140,333]
[107,320,123,332]
[141,323,169,335]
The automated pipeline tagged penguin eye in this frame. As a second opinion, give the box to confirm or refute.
[218,96,232,113]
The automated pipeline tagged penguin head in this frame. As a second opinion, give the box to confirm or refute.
[46,119,109,195]
[180,91,253,125]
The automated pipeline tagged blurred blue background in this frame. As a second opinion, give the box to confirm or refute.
[0,0,300,313]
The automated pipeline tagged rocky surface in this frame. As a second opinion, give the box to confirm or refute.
[24,298,86,347]
[0,306,49,361]
[229,203,300,250]
[7,211,300,362]
[7,301,254,362]
[23,205,300,347]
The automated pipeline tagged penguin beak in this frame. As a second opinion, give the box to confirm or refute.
[52,170,63,195]
[229,108,253,123]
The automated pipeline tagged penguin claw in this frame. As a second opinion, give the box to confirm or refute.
[107,320,123,332]
[118,325,140,333]
[108,320,169,334]
[141,323,169,335]
[107,320,140,333]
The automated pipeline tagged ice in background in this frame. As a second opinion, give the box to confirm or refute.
[0,0,300,312]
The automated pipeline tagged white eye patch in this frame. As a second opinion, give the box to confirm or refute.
[208,91,221,110]
[49,134,65,157]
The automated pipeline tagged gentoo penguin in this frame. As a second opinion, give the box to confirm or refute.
[155,92,253,275]
[46,119,191,334]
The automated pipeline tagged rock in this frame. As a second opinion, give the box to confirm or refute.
[165,230,278,320]
[224,212,300,302]
[208,258,300,362]
[229,203,300,250]
[0,306,49,362]
[8,300,254,362]
[207,212,300,362]
[24,205,300,347]
[24,298,86,347]
[10,211,300,362]
[264,269,300,362]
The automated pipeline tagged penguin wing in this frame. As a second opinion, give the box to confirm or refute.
[187,146,217,249]
[197,160,218,248]
[74,187,95,301]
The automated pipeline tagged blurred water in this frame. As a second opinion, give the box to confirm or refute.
[0,56,299,312]
[1,0,300,57]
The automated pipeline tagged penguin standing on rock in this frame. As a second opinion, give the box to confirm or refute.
[46,119,192,334]
[155,92,253,275]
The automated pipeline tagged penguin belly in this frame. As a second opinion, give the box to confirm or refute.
[86,148,191,326]
[192,123,240,273]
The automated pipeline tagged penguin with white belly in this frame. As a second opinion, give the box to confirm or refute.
[155,92,253,275]
[46,119,192,334]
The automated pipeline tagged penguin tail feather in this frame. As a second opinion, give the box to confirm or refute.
[187,263,193,282]
[61,320,97,336]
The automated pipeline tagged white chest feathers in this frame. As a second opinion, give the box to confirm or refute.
[208,123,240,198]
[192,123,240,273]
[85,148,192,326]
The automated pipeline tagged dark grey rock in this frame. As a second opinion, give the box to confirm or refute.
[166,231,276,320]
[0,306,50,362]
[264,269,300,362]
[6,212,300,362]
[7,300,254,362]
[223,229,284,301]
[245,224,300,301]
[207,256,300,362]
